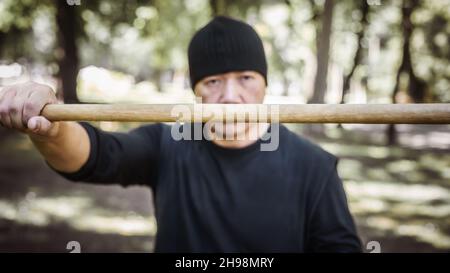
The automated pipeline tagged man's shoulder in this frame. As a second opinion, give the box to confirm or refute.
[125,123,172,146]
[134,122,170,135]
[280,124,337,167]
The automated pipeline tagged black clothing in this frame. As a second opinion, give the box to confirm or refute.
[55,122,361,253]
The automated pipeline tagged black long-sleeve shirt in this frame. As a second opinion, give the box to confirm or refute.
[55,122,362,253]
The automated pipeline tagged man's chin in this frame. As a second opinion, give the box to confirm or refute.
[212,122,248,140]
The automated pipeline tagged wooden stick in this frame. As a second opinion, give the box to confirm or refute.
[41,103,450,124]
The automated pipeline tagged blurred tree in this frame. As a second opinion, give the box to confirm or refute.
[1,0,448,107]
[393,0,426,103]
[387,0,425,145]
[336,0,370,129]
[56,0,81,103]
[0,0,43,61]
[307,0,334,105]
[304,0,335,135]
[340,0,370,105]
[210,0,227,16]
[0,0,83,102]
[419,5,450,103]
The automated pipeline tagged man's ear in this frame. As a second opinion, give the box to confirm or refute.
[193,84,202,97]
[193,86,199,97]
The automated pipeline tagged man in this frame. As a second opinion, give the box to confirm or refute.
[0,16,361,252]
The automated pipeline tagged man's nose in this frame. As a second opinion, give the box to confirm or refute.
[220,79,242,104]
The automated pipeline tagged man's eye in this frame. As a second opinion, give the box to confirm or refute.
[241,75,253,81]
[206,79,220,86]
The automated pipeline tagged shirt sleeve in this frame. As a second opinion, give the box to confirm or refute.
[305,158,362,253]
[51,122,164,188]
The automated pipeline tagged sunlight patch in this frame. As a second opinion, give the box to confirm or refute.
[396,224,450,249]
[70,214,156,236]
[345,180,450,204]
[0,195,155,237]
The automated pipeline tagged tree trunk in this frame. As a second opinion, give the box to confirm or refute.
[210,0,226,17]
[387,0,423,145]
[402,0,426,103]
[56,0,80,103]
[0,31,4,59]
[337,1,369,129]
[308,0,334,104]
[306,0,334,136]
[340,1,369,104]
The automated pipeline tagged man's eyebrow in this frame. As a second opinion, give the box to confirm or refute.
[204,76,219,81]
[204,75,223,80]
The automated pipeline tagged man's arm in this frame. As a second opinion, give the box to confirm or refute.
[56,121,163,187]
[0,81,162,187]
[31,121,90,173]
[0,82,90,173]
[305,162,362,253]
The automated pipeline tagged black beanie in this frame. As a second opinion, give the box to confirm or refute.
[188,16,268,89]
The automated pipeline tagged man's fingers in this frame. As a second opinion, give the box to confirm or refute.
[0,90,16,128]
[0,88,4,100]
[9,98,27,129]
[23,93,49,126]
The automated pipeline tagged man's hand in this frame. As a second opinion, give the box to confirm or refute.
[0,81,60,138]
[0,81,90,172]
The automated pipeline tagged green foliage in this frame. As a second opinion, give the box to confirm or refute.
[0,0,448,101]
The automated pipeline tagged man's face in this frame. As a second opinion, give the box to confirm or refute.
[194,71,266,104]
[194,71,266,139]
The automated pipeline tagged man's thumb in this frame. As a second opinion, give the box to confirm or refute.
[27,116,54,135]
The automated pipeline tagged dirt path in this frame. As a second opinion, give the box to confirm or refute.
[0,124,449,252]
